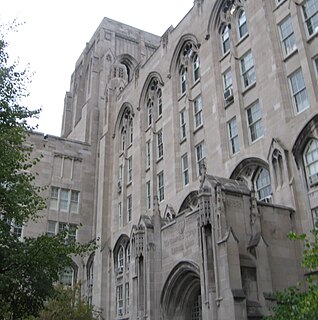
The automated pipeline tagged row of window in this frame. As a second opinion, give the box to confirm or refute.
[47,220,77,243]
[50,187,80,213]
[221,0,318,59]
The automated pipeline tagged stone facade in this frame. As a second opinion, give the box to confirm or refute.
[25,0,318,319]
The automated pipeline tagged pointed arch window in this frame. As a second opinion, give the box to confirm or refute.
[254,168,272,202]
[304,139,318,186]
[221,25,230,55]
[237,9,248,39]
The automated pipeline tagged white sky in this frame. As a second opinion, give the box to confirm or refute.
[1,0,194,136]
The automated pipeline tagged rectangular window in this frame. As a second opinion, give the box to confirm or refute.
[228,117,240,154]
[50,187,59,210]
[193,55,200,82]
[302,0,318,37]
[125,283,130,314]
[157,171,164,202]
[314,56,318,78]
[70,190,79,213]
[195,142,206,176]
[289,68,309,113]
[181,154,189,186]
[240,51,256,88]
[246,101,263,142]
[119,164,123,181]
[146,181,151,209]
[127,195,132,222]
[58,222,67,234]
[146,140,151,168]
[223,68,233,104]
[12,222,23,239]
[179,109,186,140]
[50,187,80,213]
[116,285,123,316]
[68,224,77,243]
[127,156,132,184]
[193,95,203,129]
[180,67,186,94]
[47,220,56,237]
[58,222,77,242]
[312,207,318,229]
[147,100,152,127]
[60,189,69,212]
[279,16,296,56]
[118,202,122,226]
[157,89,162,117]
[157,130,163,159]
[128,119,133,145]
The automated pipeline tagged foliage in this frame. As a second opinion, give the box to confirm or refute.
[25,285,103,320]
[265,226,318,320]
[0,23,96,319]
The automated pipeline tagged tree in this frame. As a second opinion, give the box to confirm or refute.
[26,285,103,320]
[265,226,318,320]
[0,23,95,319]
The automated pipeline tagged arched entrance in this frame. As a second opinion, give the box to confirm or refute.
[161,261,202,320]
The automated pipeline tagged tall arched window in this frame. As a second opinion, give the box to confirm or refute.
[237,9,248,39]
[221,25,230,55]
[179,66,186,94]
[254,168,272,201]
[304,139,318,186]
[115,239,131,317]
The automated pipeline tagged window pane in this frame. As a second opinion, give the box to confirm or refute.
[289,69,309,113]
[70,190,79,213]
[60,189,69,211]
[279,16,296,55]
[255,168,271,201]
[247,101,263,142]
[50,187,59,210]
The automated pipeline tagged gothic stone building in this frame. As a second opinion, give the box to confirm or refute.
[23,0,318,319]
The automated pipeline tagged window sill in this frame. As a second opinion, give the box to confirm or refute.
[193,124,203,134]
[282,48,298,62]
[235,33,249,47]
[273,0,287,11]
[307,29,318,44]
[229,150,240,158]
[156,114,162,123]
[224,97,234,109]
[242,82,256,95]
[180,137,187,145]
[126,181,132,188]
[156,156,163,164]
[295,104,310,116]
[190,79,200,90]
[249,135,264,145]
[220,50,230,63]
[178,92,186,102]
[145,167,150,173]
[145,125,152,133]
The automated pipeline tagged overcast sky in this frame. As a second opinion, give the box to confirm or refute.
[1,0,194,136]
